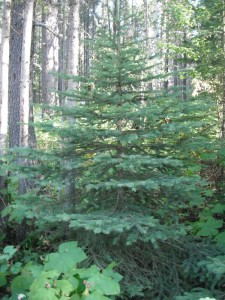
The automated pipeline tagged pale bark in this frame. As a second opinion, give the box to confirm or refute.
[0,0,11,155]
[63,0,80,207]
[19,0,34,195]
[0,0,11,192]
[160,0,170,91]
[164,25,169,92]
[221,0,225,138]
[58,0,66,100]
[153,0,159,55]
[144,0,152,89]
[144,0,159,89]
[41,0,59,117]
[84,2,90,76]
[67,0,80,93]
[144,0,151,60]
[19,0,34,149]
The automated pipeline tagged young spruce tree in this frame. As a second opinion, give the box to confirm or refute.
[42,8,212,299]
[4,5,220,299]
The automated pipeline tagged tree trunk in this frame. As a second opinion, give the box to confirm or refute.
[0,0,11,228]
[221,0,225,138]
[9,0,25,148]
[19,0,35,195]
[0,0,11,154]
[41,0,59,118]
[182,31,187,101]
[144,0,159,90]
[29,0,37,149]
[67,0,80,92]
[84,2,90,77]
[63,0,80,209]
[58,0,66,102]
[0,0,11,189]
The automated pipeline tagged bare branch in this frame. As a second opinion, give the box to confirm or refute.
[33,22,61,38]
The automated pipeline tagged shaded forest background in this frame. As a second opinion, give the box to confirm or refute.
[1,0,225,299]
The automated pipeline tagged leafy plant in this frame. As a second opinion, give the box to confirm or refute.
[191,203,225,247]
[0,241,122,300]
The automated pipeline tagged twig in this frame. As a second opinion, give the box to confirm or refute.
[33,22,61,38]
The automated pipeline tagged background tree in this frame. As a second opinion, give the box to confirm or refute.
[18,0,35,194]
[9,0,25,148]
[61,0,80,208]
[0,0,11,189]
[41,0,59,117]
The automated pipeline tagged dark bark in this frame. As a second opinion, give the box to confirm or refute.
[9,0,25,148]
[182,32,187,101]
[29,0,37,148]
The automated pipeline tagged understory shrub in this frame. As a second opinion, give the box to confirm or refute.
[0,241,122,300]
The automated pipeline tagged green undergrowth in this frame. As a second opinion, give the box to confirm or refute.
[0,241,122,300]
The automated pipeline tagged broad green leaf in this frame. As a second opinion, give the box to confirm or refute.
[11,262,22,274]
[211,204,225,214]
[44,253,75,274]
[68,275,79,289]
[9,208,26,224]
[79,265,99,277]
[88,272,120,295]
[3,245,17,257]
[44,242,87,274]
[214,232,225,247]
[70,295,81,300]
[203,189,213,197]
[197,217,223,237]
[1,206,12,218]
[58,241,78,252]
[28,264,43,278]
[29,287,59,300]
[79,265,120,295]
[18,262,43,279]
[0,263,8,272]
[29,270,59,292]
[11,274,33,294]
[81,291,110,300]
[0,273,7,287]
[56,279,74,295]
[197,227,218,237]
[103,266,123,283]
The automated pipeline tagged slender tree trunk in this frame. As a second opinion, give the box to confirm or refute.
[67,0,80,92]
[152,0,161,89]
[162,0,169,92]
[0,0,11,189]
[0,0,11,226]
[63,0,80,209]
[164,48,169,91]
[58,0,65,102]
[29,1,37,149]
[8,0,25,242]
[19,0,35,195]
[144,0,151,59]
[182,31,187,101]
[221,0,225,138]
[9,1,25,148]
[41,0,59,118]
[173,57,178,88]
[0,0,11,154]
[84,3,90,77]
